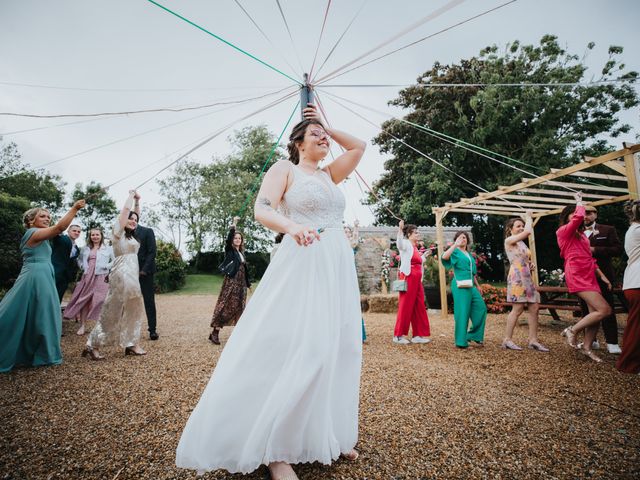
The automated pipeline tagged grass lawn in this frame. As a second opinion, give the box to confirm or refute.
[165,274,260,296]
[165,274,223,296]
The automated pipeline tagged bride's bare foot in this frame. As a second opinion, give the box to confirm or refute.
[342,449,359,461]
[76,324,85,335]
[268,461,298,480]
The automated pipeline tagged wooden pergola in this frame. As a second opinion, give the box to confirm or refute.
[433,143,640,318]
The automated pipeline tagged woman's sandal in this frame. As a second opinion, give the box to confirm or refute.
[580,348,603,363]
[528,341,550,352]
[342,449,359,461]
[561,327,577,348]
[81,346,104,361]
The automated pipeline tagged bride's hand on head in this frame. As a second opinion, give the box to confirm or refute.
[286,223,321,247]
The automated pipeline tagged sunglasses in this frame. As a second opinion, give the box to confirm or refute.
[308,129,329,141]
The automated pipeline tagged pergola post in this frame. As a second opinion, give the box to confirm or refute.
[529,216,541,286]
[435,208,448,318]
[623,143,640,200]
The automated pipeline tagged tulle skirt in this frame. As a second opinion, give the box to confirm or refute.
[176,229,362,474]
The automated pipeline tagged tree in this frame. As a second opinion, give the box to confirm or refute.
[201,125,285,252]
[370,36,639,277]
[70,182,118,231]
[0,139,66,212]
[0,139,67,289]
[156,159,213,256]
[156,125,284,262]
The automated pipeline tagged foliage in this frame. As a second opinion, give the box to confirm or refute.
[154,240,187,293]
[479,283,507,314]
[156,126,284,258]
[0,139,66,213]
[381,250,391,288]
[0,192,30,289]
[539,268,565,286]
[0,140,66,290]
[200,125,285,253]
[369,36,639,279]
[70,182,118,231]
[164,274,225,296]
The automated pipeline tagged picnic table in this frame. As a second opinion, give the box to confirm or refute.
[535,286,628,322]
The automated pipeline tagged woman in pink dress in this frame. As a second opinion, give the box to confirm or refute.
[64,228,114,336]
[556,192,612,362]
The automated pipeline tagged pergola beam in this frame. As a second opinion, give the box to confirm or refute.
[554,170,628,182]
[533,179,629,193]
[517,188,616,200]
[445,145,639,211]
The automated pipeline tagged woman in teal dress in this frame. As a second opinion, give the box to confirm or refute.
[441,231,487,348]
[0,200,85,373]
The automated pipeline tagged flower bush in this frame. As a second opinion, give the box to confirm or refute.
[479,283,507,314]
[381,249,391,289]
[539,268,565,286]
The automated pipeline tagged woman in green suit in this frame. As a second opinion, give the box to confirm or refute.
[441,231,487,348]
[0,199,85,372]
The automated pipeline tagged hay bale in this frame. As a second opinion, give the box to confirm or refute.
[360,295,370,313]
[368,293,399,313]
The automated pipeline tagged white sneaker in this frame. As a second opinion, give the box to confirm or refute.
[607,343,622,354]
[393,336,410,345]
[411,336,432,344]
[578,340,601,350]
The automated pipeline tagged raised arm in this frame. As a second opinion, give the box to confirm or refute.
[133,191,141,217]
[26,200,85,247]
[442,236,464,261]
[505,212,533,246]
[303,104,365,184]
[557,193,585,241]
[118,191,136,230]
[254,160,320,247]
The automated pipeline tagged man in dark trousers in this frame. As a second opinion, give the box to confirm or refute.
[51,224,82,302]
[134,209,159,340]
[580,205,623,354]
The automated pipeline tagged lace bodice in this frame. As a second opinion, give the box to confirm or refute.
[112,220,140,257]
[280,167,345,228]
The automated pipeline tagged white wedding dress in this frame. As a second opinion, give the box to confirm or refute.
[176,165,363,474]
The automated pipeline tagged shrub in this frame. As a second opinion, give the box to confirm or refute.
[479,283,507,314]
[154,240,187,293]
[0,193,30,290]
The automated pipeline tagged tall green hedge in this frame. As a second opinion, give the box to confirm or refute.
[154,240,187,293]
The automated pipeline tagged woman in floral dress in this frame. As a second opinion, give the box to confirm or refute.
[503,213,548,352]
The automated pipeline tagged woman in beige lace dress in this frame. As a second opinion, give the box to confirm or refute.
[82,191,147,360]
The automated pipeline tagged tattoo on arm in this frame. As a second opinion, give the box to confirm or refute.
[257,197,276,212]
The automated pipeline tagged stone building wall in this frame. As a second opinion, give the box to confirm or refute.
[353,226,473,294]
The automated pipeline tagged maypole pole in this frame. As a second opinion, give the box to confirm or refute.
[300,73,314,119]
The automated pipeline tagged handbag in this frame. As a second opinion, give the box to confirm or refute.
[391,279,407,292]
[454,251,474,289]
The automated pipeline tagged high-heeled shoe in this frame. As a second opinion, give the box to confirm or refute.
[580,348,603,363]
[124,346,147,356]
[561,327,577,348]
[81,346,104,361]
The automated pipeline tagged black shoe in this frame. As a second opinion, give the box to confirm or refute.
[149,332,159,341]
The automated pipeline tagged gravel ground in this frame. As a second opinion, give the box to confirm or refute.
[1,294,638,480]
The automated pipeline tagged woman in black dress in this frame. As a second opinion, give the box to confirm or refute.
[209,217,251,345]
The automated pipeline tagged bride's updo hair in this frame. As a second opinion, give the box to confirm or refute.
[286,119,324,165]
[624,199,640,223]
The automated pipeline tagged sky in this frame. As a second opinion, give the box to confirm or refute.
[1,0,639,243]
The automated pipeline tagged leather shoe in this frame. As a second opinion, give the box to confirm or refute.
[149,332,159,341]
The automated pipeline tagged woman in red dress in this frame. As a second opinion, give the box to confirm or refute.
[556,193,612,362]
[393,220,431,345]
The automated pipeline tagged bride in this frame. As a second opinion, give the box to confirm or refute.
[176,104,366,479]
